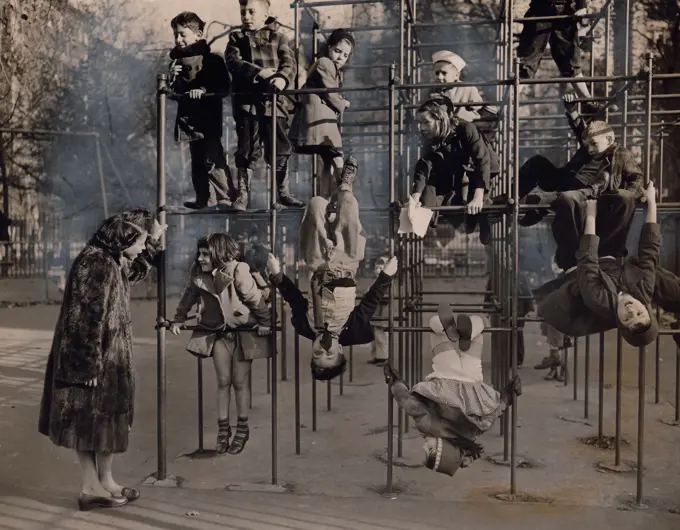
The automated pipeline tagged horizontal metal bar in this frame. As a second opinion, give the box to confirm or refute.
[412,20,501,28]
[0,128,99,137]
[293,0,393,7]
[392,327,512,333]
[514,13,602,23]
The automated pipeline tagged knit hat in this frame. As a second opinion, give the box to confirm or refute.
[432,50,466,72]
[424,437,463,476]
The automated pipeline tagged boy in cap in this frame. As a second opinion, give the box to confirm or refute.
[385,304,521,476]
[431,50,499,139]
[534,182,680,348]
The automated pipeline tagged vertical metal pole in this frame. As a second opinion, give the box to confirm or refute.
[621,0,631,147]
[281,226,288,381]
[311,25,319,197]
[312,377,317,431]
[644,54,654,181]
[327,379,332,411]
[635,346,646,507]
[270,93,279,486]
[94,136,108,218]
[655,308,660,404]
[156,74,168,481]
[197,358,204,451]
[573,338,579,400]
[349,345,354,382]
[510,57,521,494]
[563,343,569,387]
[386,63,397,494]
[584,335,590,419]
[615,332,622,466]
[598,332,605,439]
[675,345,680,423]
[294,255,301,454]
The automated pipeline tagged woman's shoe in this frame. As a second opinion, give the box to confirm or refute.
[78,493,128,511]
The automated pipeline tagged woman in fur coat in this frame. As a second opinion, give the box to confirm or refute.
[38,209,164,511]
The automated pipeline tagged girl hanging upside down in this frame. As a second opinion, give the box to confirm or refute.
[266,156,398,381]
[384,304,521,476]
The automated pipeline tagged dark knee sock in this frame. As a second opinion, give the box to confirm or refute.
[218,418,230,432]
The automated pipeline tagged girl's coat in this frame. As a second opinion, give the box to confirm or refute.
[290,57,345,150]
[174,261,271,358]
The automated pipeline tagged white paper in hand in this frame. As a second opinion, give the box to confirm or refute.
[398,204,433,238]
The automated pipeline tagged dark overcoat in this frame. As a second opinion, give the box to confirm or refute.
[289,57,345,151]
[38,238,157,453]
[534,223,660,337]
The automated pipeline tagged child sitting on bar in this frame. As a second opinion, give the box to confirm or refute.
[385,304,521,476]
[171,233,271,455]
[290,29,355,199]
[515,94,643,229]
[266,156,398,381]
[431,50,500,143]
[534,182,680,348]
[168,12,233,209]
[407,96,494,245]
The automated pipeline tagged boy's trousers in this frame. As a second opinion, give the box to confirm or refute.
[234,110,292,172]
[189,137,232,205]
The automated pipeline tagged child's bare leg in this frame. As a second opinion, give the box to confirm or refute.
[569,74,593,99]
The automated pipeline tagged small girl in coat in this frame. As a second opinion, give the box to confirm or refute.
[171,233,271,455]
[290,29,355,199]
[385,304,521,476]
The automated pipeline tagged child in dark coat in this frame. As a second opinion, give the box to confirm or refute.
[407,97,493,245]
[266,157,397,381]
[290,29,354,199]
[516,94,643,229]
[225,0,303,210]
[534,183,680,348]
[169,12,233,210]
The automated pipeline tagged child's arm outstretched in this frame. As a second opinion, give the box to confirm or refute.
[410,157,433,204]
[273,33,296,91]
[234,262,272,332]
[194,53,231,97]
[265,253,317,341]
[575,200,617,321]
[346,257,398,330]
[563,93,588,144]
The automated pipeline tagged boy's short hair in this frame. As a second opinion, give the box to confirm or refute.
[170,12,206,33]
[310,354,347,381]
[239,0,271,6]
[617,305,659,347]
[585,120,614,139]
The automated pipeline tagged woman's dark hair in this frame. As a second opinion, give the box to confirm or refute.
[120,208,155,233]
[196,232,241,270]
[171,11,205,33]
[91,215,146,258]
[322,29,355,62]
[310,354,347,381]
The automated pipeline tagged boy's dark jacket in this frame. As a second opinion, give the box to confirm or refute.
[169,40,230,142]
[534,223,660,337]
[565,107,643,197]
[224,18,296,119]
[271,271,393,344]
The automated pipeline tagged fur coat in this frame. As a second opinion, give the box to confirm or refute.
[38,238,158,453]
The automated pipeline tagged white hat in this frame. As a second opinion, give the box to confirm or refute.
[432,50,466,72]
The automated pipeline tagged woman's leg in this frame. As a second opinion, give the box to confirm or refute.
[213,336,234,453]
[228,353,253,454]
[97,452,122,496]
[77,450,110,497]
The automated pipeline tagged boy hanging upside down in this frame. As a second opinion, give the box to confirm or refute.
[266,156,398,380]
[384,304,521,476]
[535,182,680,348]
